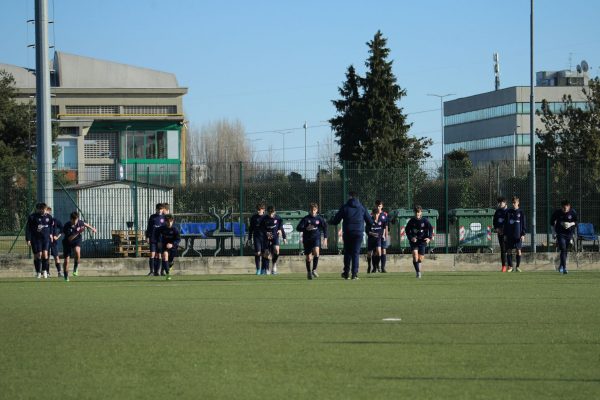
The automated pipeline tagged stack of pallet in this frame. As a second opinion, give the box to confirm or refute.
[112,230,149,257]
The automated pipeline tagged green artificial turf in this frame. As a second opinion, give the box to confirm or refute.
[0,272,599,399]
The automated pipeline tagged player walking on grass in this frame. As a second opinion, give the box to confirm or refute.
[25,203,52,279]
[154,214,181,280]
[62,212,97,281]
[406,205,433,279]
[146,203,166,276]
[493,197,509,272]
[503,196,526,273]
[259,206,286,275]
[329,191,373,280]
[551,199,577,274]
[297,203,328,280]
[47,207,63,278]
[366,207,385,274]
[247,203,266,275]
[375,200,390,273]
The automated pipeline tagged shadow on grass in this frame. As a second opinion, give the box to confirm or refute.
[324,340,600,345]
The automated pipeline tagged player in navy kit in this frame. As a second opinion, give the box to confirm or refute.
[375,200,390,273]
[46,207,63,278]
[247,203,266,275]
[366,207,385,274]
[146,203,166,276]
[259,206,286,275]
[62,211,97,280]
[405,205,433,279]
[551,199,577,274]
[296,203,328,280]
[493,197,509,272]
[25,203,53,278]
[154,214,181,280]
[503,196,527,273]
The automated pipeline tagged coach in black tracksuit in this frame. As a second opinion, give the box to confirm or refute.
[329,192,373,280]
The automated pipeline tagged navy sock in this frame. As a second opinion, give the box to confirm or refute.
[560,250,567,268]
[254,255,260,270]
[516,254,521,268]
[373,255,380,270]
[272,254,279,265]
[367,257,372,271]
[64,270,68,279]
[148,257,154,272]
[34,259,41,273]
[381,254,387,270]
[162,260,169,275]
[413,260,419,272]
[56,262,61,273]
[507,254,513,268]
[313,256,319,271]
[305,260,311,272]
[153,258,160,274]
[74,262,79,272]
[261,257,269,271]
[42,259,49,273]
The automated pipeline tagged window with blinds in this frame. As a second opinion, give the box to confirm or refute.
[84,132,118,159]
[66,105,119,114]
[123,105,177,115]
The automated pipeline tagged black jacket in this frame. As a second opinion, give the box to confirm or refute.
[329,198,373,235]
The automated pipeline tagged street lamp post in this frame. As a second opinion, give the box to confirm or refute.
[513,124,520,177]
[303,121,307,179]
[428,93,455,160]
[277,131,292,164]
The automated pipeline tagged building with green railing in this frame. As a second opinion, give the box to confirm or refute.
[2,51,188,185]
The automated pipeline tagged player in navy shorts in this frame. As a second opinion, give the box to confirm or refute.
[297,203,328,279]
[146,203,166,276]
[62,211,97,281]
[154,214,181,280]
[25,203,52,278]
[247,203,266,275]
[46,206,63,278]
[406,205,433,279]
[503,196,526,273]
[259,206,286,275]
[551,199,577,274]
[375,200,390,273]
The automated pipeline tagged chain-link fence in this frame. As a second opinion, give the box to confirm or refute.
[3,159,599,257]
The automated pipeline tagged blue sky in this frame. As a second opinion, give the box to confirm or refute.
[1,0,599,162]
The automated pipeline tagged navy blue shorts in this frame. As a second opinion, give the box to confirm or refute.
[505,237,523,250]
[381,239,389,249]
[31,237,51,253]
[63,240,81,258]
[267,235,280,247]
[50,241,59,257]
[303,237,320,254]
[253,237,265,253]
[410,241,427,255]
[149,241,159,253]
[367,235,382,251]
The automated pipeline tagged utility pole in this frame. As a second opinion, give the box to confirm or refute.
[35,0,54,208]
[427,93,455,160]
[530,0,537,253]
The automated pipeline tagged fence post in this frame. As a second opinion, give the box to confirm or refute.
[28,160,32,259]
[546,158,550,252]
[133,163,139,257]
[444,158,449,254]
[239,161,244,256]
[407,163,411,208]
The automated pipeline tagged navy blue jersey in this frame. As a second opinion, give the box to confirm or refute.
[260,214,286,241]
[25,212,53,241]
[366,212,387,238]
[51,217,64,239]
[551,209,577,237]
[62,220,86,244]
[405,217,433,243]
[493,207,508,231]
[503,208,527,240]
[155,225,181,247]
[146,213,166,242]
[248,213,265,241]
[296,214,328,241]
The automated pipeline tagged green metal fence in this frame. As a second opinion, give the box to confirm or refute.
[3,159,599,257]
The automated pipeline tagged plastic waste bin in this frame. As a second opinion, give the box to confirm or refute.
[448,208,495,252]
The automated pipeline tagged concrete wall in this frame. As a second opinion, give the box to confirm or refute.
[2,253,599,278]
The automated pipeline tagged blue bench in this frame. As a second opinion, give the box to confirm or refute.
[577,223,599,252]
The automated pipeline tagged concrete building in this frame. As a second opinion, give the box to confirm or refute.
[1,51,188,184]
[444,70,590,164]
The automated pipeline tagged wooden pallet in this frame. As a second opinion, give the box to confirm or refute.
[114,244,150,257]
[112,230,145,240]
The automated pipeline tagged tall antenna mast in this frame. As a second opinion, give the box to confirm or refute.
[493,52,500,91]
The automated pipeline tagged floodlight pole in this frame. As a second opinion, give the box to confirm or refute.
[35,0,54,209]
[303,121,307,180]
[530,0,537,253]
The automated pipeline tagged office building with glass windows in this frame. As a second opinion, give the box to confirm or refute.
[444,71,589,164]
[1,51,187,184]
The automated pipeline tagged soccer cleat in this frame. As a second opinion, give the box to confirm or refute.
[166,275,172,281]
[64,277,69,282]
[43,271,48,279]
[58,271,63,277]
[507,267,513,273]
[351,275,359,280]
[341,272,349,280]
[501,265,507,273]
[36,272,42,279]
[311,270,319,278]
[380,268,387,273]
[416,272,422,279]
[307,272,312,280]
[515,267,522,273]
[558,266,564,273]
[147,271,153,276]
[562,268,568,274]
[255,269,261,275]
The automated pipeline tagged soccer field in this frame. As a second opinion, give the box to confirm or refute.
[1,272,599,400]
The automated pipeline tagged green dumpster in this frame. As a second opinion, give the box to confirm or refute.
[391,208,439,252]
[277,210,306,253]
[448,208,495,252]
